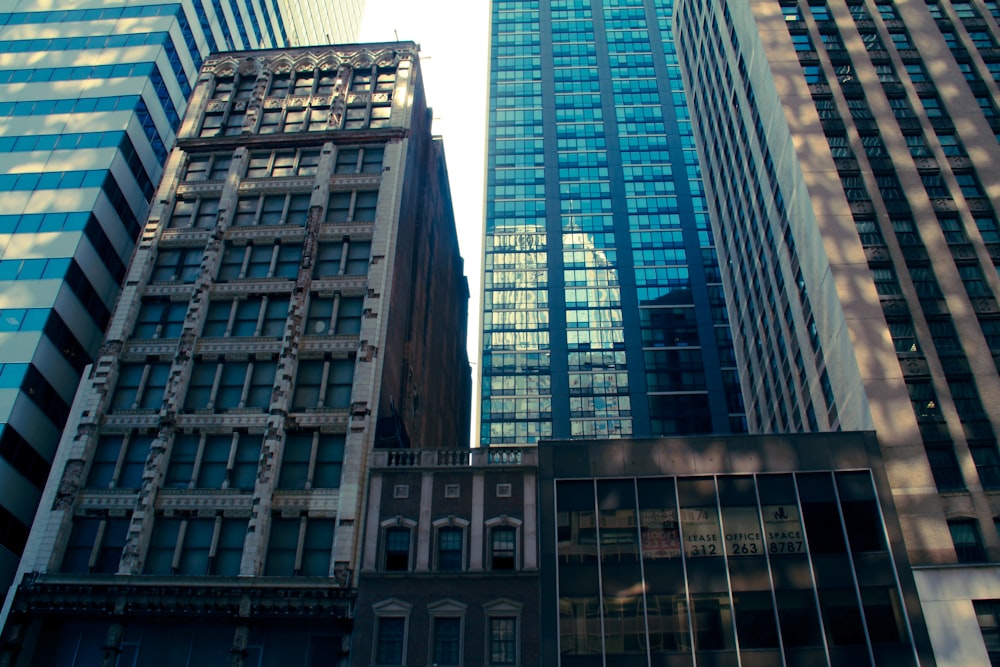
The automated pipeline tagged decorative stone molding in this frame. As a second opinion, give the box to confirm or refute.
[7,578,354,620]
[328,175,381,189]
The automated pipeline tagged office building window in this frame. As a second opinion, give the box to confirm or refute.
[133,299,187,339]
[291,358,355,409]
[87,433,154,488]
[202,295,288,338]
[144,516,246,576]
[936,132,966,156]
[111,362,169,411]
[277,432,345,489]
[61,516,130,574]
[325,190,379,223]
[376,619,405,663]
[314,241,344,277]
[233,193,311,226]
[217,243,302,280]
[909,266,943,298]
[151,247,203,282]
[488,523,518,571]
[259,105,330,134]
[184,360,276,411]
[373,612,408,665]
[165,432,262,490]
[182,155,209,181]
[246,149,321,178]
[382,522,415,571]
[975,601,1000,666]
[265,516,334,576]
[433,520,468,572]
[334,145,385,174]
[305,294,363,335]
[950,518,987,562]
[183,153,231,181]
[431,614,463,666]
[484,599,521,665]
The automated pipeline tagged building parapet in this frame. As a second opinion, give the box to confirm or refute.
[371,447,536,469]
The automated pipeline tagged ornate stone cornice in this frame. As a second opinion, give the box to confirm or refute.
[317,224,373,240]
[237,177,314,192]
[101,414,160,430]
[202,44,418,78]
[174,413,269,430]
[285,412,351,429]
[175,182,226,196]
[210,282,294,297]
[194,338,283,357]
[176,126,407,152]
[225,226,306,243]
[143,284,197,299]
[298,337,359,355]
[329,175,382,190]
[9,576,355,620]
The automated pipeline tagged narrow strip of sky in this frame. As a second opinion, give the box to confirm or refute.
[360,0,489,370]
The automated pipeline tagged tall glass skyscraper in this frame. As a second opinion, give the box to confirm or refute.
[480,0,746,446]
[0,0,365,599]
[484,0,1000,662]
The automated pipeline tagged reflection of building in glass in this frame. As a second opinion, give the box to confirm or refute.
[0,42,471,664]
[480,0,747,445]
[539,433,937,666]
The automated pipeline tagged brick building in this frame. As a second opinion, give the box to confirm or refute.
[354,446,540,667]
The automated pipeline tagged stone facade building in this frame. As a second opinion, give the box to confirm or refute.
[0,42,470,666]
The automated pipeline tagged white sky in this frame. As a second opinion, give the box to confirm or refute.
[359,0,489,368]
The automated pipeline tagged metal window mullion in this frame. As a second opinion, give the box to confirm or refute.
[223,298,238,337]
[238,362,253,408]
[338,239,350,274]
[754,474,787,661]
[294,515,308,573]
[133,364,153,409]
[255,296,269,336]
[631,478,653,667]
[266,245,280,277]
[346,191,358,222]
[713,476,742,665]
[207,362,224,410]
[237,245,251,279]
[590,479,607,667]
[252,194,264,226]
[172,519,188,571]
[189,433,209,484]
[860,469,923,664]
[790,472,832,660]
[316,360,331,408]
[675,479,697,662]
[829,472,877,664]
[111,434,130,485]
[222,432,240,489]
[88,519,108,570]
[305,431,320,490]
[280,193,292,225]
[207,515,224,572]
[329,293,342,333]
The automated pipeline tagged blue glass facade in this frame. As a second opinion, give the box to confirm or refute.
[481,0,746,445]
